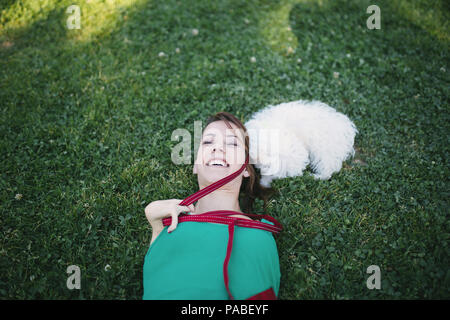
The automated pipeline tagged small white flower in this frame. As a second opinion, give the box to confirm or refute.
[30,275,35,281]
[175,47,180,53]
[141,71,146,75]
[84,203,89,208]
[346,53,351,58]
[286,26,292,31]
[440,67,446,72]
[244,18,250,24]
[287,46,294,55]
[105,264,111,271]
[191,28,199,36]
[250,56,256,63]
[158,52,165,57]
[15,194,22,200]
[333,71,340,79]
[297,58,302,63]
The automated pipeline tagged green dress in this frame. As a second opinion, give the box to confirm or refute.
[142,215,280,300]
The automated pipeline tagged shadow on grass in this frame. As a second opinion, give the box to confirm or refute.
[0,0,19,11]
[287,0,449,156]
[1,0,449,299]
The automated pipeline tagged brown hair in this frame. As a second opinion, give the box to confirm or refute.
[203,112,276,214]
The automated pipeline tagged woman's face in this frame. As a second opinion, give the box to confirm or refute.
[193,120,249,184]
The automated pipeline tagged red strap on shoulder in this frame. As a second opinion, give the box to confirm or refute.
[161,156,283,300]
[162,211,283,300]
[162,210,282,234]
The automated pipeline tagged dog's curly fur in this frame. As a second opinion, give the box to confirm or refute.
[245,100,358,187]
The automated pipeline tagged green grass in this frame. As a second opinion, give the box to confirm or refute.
[0,0,449,299]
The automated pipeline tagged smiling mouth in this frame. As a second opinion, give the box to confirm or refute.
[206,159,230,168]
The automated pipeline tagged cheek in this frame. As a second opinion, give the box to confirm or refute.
[194,146,206,164]
[226,147,246,164]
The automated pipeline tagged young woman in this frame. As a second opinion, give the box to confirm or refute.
[143,112,281,300]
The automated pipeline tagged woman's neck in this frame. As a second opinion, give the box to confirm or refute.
[193,188,243,214]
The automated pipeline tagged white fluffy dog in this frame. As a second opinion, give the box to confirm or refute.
[244,100,358,187]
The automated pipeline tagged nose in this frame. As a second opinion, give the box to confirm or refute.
[211,140,226,155]
[212,145,224,153]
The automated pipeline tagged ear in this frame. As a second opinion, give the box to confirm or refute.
[243,170,249,178]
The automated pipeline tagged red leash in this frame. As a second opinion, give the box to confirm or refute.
[162,156,283,300]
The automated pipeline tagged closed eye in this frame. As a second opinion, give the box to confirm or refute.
[202,141,238,146]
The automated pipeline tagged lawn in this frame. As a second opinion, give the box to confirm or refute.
[0,0,449,299]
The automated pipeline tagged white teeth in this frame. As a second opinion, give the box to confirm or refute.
[207,159,227,167]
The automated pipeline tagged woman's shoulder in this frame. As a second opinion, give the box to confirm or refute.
[229,214,253,221]
[228,214,275,225]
